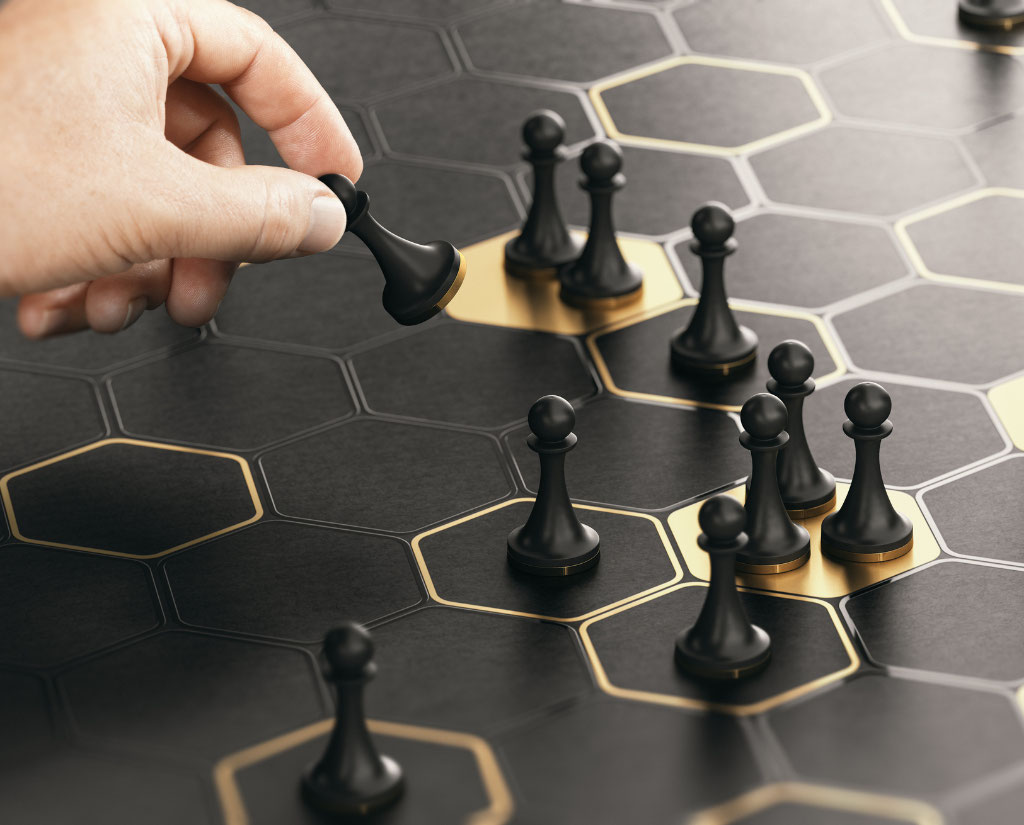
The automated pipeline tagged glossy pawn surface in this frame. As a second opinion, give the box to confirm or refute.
[319,174,466,326]
[767,340,836,518]
[508,395,600,576]
[558,140,643,309]
[675,495,772,680]
[301,623,404,818]
[821,382,914,563]
[959,0,1024,30]
[670,203,758,381]
[504,110,583,280]
[737,393,811,574]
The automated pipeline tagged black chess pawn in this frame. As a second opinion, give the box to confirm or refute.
[319,174,467,326]
[301,623,404,817]
[508,395,600,576]
[767,340,837,518]
[821,382,914,563]
[505,110,583,281]
[558,140,643,309]
[670,203,758,381]
[737,393,811,574]
[675,495,772,680]
[959,0,1024,30]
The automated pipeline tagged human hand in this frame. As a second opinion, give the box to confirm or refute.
[0,0,361,337]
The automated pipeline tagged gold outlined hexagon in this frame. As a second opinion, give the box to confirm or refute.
[586,299,847,412]
[0,438,262,559]
[445,230,683,335]
[879,0,1024,55]
[214,718,514,825]
[687,782,944,825]
[668,484,941,599]
[896,187,1024,295]
[411,497,682,623]
[989,375,1024,450]
[579,582,858,715]
[589,56,831,157]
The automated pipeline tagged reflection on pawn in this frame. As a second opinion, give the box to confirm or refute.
[767,340,837,518]
[318,174,467,326]
[508,395,600,576]
[558,140,644,309]
[301,623,404,818]
[958,0,1024,30]
[504,110,583,280]
[821,382,914,563]
[675,495,772,680]
[670,202,758,381]
[737,393,811,574]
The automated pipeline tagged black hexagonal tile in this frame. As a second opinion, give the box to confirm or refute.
[165,521,421,642]
[708,214,908,309]
[0,369,104,472]
[260,419,511,531]
[416,503,678,619]
[0,546,159,668]
[770,675,1024,797]
[366,607,592,733]
[802,378,1004,488]
[60,632,324,760]
[846,561,1024,681]
[110,343,354,451]
[921,456,1024,565]
[506,396,747,510]
[458,2,671,83]
[888,0,1024,47]
[0,669,53,763]
[235,102,374,168]
[951,779,1024,825]
[673,0,889,65]
[327,0,508,21]
[750,126,976,216]
[280,15,454,103]
[5,441,259,557]
[600,61,821,149]
[553,145,749,237]
[592,305,838,410]
[498,697,760,824]
[831,283,1024,384]
[373,76,593,167]
[351,322,596,429]
[963,116,1024,187]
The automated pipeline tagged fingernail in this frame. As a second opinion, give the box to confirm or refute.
[34,308,69,338]
[298,195,347,254]
[121,297,146,331]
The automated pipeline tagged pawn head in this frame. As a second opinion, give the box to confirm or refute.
[318,173,359,218]
[323,622,374,680]
[523,110,566,152]
[698,495,746,544]
[768,339,815,386]
[580,139,623,183]
[740,392,788,440]
[528,395,575,442]
[844,381,891,429]
[691,202,734,247]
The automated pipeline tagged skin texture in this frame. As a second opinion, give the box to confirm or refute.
[0,0,362,337]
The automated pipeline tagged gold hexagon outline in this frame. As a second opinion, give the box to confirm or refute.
[411,497,683,623]
[0,437,263,559]
[895,187,1024,296]
[589,55,832,157]
[879,0,1024,56]
[579,582,859,716]
[687,781,944,825]
[585,299,847,412]
[213,718,514,825]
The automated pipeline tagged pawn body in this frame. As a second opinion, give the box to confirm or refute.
[821,383,913,563]
[508,396,600,575]
[959,0,1024,29]
[675,495,771,680]
[671,203,757,381]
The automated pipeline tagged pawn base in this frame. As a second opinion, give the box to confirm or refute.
[384,247,467,327]
[674,624,772,680]
[822,535,914,564]
[507,524,601,577]
[786,493,836,520]
[736,526,811,575]
[670,327,758,382]
[504,236,583,282]
[558,284,644,311]
[959,0,1024,29]
[301,755,404,817]
[558,261,644,310]
[821,512,914,564]
[735,552,810,575]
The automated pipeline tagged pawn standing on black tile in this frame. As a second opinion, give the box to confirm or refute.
[737,393,811,574]
[675,495,772,680]
[302,623,404,817]
[508,395,600,575]
[505,110,583,281]
[821,382,913,563]
[670,203,757,381]
[767,340,836,518]
[558,140,643,309]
